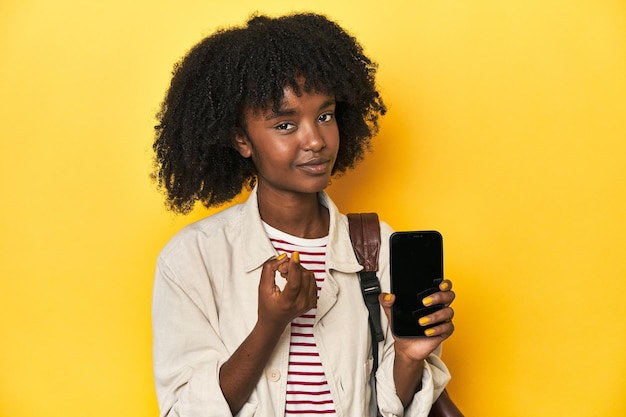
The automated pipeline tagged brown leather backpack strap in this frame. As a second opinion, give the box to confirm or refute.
[348,212,384,417]
[347,213,381,272]
[347,213,384,345]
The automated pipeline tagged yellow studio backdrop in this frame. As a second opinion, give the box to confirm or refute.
[1,0,625,416]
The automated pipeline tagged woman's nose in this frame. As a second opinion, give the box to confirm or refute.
[301,123,326,152]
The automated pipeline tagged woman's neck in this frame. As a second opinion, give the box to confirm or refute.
[257,188,330,239]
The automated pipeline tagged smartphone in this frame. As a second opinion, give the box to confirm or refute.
[390,230,444,337]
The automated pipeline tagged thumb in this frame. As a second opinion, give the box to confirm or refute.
[379,292,394,323]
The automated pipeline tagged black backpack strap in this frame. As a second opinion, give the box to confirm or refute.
[347,213,384,373]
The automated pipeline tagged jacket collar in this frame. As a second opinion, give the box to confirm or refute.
[239,187,363,275]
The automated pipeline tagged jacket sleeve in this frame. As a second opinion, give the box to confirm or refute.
[376,344,451,417]
[152,257,259,417]
[374,222,451,417]
[152,251,264,417]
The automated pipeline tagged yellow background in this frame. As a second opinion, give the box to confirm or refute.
[1,0,625,416]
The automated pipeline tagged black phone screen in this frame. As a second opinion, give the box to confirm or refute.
[390,231,443,337]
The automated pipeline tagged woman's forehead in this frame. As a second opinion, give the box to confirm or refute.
[246,84,334,116]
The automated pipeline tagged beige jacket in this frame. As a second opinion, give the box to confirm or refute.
[152,189,450,417]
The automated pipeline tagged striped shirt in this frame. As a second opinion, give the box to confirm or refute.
[263,222,337,416]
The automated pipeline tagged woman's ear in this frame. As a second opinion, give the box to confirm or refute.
[232,130,253,158]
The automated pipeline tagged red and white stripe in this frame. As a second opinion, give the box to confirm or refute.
[264,223,337,416]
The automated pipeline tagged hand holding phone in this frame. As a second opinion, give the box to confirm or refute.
[390,231,444,337]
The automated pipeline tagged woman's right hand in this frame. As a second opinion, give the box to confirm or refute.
[220,252,317,414]
[257,252,318,330]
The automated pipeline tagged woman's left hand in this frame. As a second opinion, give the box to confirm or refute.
[379,279,456,362]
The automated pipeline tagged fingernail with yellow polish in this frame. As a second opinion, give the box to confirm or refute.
[292,251,300,263]
[439,281,450,291]
[384,294,392,301]
[418,317,430,326]
[276,253,287,260]
[422,296,433,306]
[425,328,436,336]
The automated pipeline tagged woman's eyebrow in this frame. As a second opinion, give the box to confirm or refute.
[264,108,296,121]
[319,98,337,110]
[263,98,336,121]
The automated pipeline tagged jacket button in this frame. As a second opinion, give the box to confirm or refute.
[268,369,281,382]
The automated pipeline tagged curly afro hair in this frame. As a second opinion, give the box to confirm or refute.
[153,12,386,213]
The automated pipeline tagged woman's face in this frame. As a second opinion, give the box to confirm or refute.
[234,87,339,197]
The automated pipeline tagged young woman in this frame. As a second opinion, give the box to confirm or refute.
[152,13,455,417]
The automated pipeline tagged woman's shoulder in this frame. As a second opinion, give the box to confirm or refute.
[378,218,394,234]
[157,203,245,260]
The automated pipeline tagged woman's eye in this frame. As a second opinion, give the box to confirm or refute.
[318,113,334,123]
[275,122,294,131]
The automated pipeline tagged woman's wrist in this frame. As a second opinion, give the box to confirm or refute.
[393,351,425,404]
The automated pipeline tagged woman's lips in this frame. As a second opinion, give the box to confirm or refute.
[297,158,331,174]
